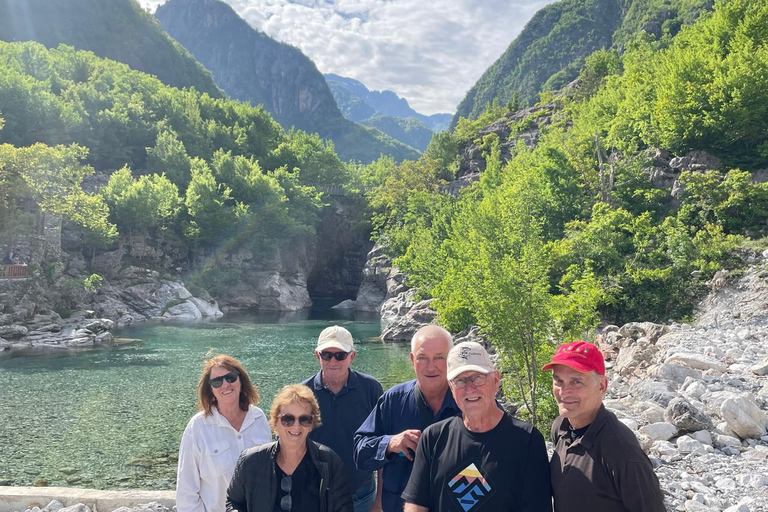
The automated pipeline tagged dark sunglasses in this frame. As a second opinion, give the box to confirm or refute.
[209,370,239,388]
[319,351,350,361]
[279,414,313,427]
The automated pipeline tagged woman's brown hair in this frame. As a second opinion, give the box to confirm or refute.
[197,354,260,416]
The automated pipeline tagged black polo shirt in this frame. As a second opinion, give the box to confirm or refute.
[302,369,383,493]
[550,405,666,512]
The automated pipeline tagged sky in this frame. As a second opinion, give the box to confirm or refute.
[139,0,557,115]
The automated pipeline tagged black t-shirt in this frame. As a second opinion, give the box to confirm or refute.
[402,413,552,512]
[273,453,321,512]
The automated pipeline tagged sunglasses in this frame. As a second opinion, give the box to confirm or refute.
[209,370,239,388]
[319,351,350,361]
[280,476,292,511]
[279,414,314,427]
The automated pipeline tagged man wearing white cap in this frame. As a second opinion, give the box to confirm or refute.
[402,341,552,512]
[302,325,384,512]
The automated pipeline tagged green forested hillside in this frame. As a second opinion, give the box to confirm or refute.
[362,0,768,425]
[0,0,222,98]
[0,41,359,294]
[452,0,713,125]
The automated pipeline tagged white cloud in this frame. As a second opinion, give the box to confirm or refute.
[141,0,557,115]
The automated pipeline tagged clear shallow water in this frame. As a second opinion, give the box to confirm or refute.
[0,309,412,490]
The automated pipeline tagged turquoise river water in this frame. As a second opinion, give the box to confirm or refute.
[0,308,412,490]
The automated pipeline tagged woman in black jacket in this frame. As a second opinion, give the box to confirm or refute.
[226,384,353,512]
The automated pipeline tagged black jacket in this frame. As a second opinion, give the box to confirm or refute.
[226,439,353,512]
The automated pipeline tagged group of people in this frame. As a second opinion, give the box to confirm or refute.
[176,325,666,512]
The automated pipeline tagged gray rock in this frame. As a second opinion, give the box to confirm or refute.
[721,395,768,439]
[649,362,702,384]
[619,322,669,344]
[629,380,677,406]
[640,422,678,441]
[665,352,726,372]
[188,297,222,317]
[85,319,114,334]
[0,324,28,339]
[751,358,768,376]
[714,434,743,449]
[95,331,113,345]
[162,300,202,320]
[381,297,438,341]
[354,243,392,312]
[682,380,707,400]
[331,299,356,310]
[58,505,91,512]
[665,397,713,433]
[690,430,713,445]
[43,501,64,512]
[677,435,711,456]
[615,342,657,376]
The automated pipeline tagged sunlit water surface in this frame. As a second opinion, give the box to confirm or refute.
[0,308,412,490]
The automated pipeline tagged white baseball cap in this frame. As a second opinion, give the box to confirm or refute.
[316,325,354,353]
[447,341,494,380]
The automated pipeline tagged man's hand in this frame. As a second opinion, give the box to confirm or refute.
[386,429,421,460]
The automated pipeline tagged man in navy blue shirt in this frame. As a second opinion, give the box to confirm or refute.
[353,325,459,512]
[302,325,384,512]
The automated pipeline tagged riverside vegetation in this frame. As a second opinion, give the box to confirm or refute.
[360,0,768,428]
[0,0,767,481]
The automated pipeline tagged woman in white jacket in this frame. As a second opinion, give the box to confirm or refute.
[177,355,271,512]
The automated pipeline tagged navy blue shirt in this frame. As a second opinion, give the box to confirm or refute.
[353,379,460,512]
[302,369,383,493]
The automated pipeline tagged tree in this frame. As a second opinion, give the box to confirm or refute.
[0,142,116,244]
[146,128,191,190]
[102,166,181,234]
[184,158,235,245]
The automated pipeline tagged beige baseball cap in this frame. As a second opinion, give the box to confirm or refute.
[316,325,354,352]
[447,341,494,380]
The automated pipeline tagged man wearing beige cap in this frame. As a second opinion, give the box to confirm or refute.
[402,341,552,512]
[542,341,665,512]
[301,325,384,512]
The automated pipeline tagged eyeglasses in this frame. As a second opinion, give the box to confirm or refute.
[451,373,488,389]
[319,351,350,361]
[209,370,239,388]
[279,414,314,427]
[280,476,292,510]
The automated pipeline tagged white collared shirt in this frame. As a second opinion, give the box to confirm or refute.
[176,404,271,512]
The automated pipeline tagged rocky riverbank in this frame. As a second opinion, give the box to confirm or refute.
[596,264,768,512]
[0,266,222,355]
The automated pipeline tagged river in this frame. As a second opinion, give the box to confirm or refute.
[0,308,412,490]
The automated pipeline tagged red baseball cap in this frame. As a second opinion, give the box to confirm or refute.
[541,341,605,376]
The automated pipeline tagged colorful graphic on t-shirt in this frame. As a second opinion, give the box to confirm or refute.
[447,462,493,511]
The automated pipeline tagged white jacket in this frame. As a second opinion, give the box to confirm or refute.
[176,405,271,512]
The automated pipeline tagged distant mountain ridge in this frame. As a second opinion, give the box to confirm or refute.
[453,0,713,126]
[326,74,452,131]
[156,0,418,163]
[0,0,222,98]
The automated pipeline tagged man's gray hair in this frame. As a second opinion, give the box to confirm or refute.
[410,325,453,353]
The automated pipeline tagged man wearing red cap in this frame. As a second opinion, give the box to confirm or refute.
[542,341,665,512]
